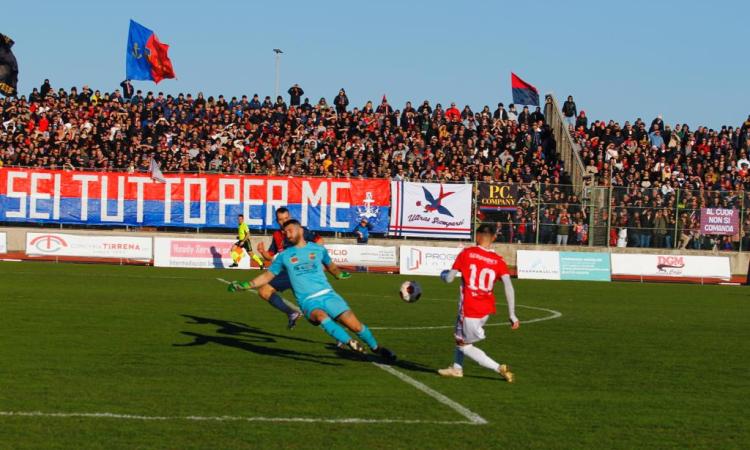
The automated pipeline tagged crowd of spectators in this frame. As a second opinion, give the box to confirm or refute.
[477,95,750,250]
[565,97,750,250]
[0,79,562,187]
[2,80,748,250]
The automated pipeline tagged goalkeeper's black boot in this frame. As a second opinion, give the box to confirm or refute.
[375,346,397,363]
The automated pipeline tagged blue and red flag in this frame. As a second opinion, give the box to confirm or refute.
[511,72,539,106]
[126,20,175,84]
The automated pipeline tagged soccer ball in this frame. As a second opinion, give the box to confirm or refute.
[399,281,422,303]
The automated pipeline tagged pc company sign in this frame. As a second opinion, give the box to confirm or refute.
[610,253,731,280]
[25,232,152,260]
[399,245,462,276]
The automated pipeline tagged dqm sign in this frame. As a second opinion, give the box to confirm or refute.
[0,169,389,232]
[399,245,462,276]
[517,250,611,281]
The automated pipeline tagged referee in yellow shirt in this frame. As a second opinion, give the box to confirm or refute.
[230,214,251,268]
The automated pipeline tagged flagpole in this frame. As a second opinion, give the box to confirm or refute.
[273,49,283,98]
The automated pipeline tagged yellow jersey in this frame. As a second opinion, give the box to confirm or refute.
[238,222,249,241]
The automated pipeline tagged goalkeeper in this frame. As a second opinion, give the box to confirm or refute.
[229,219,396,361]
[230,212,301,329]
[251,207,321,330]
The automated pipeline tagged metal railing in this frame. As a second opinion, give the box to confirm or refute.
[543,94,587,193]
[473,182,748,252]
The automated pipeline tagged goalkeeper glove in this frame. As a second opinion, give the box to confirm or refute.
[336,271,351,280]
[440,270,457,283]
[227,281,251,292]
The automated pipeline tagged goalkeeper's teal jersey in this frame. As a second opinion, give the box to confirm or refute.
[269,242,332,301]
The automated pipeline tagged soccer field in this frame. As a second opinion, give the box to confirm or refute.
[0,261,747,450]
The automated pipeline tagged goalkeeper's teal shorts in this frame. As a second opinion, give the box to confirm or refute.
[299,290,350,320]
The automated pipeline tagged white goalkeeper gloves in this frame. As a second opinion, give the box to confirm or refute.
[440,269,457,283]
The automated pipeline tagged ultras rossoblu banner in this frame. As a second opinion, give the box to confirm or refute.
[0,169,390,232]
[389,181,473,239]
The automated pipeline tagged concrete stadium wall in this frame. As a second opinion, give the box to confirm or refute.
[2,226,749,276]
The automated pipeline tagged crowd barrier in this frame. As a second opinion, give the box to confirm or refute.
[0,229,743,285]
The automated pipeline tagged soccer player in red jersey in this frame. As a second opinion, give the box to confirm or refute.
[438,224,519,381]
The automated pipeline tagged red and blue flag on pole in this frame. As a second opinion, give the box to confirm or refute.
[511,72,539,106]
[126,20,175,84]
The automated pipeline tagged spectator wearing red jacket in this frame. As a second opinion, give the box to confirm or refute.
[445,102,461,122]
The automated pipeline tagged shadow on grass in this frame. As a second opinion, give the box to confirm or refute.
[322,345,504,381]
[180,315,332,344]
[323,344,438,375]
[174,315,341,366]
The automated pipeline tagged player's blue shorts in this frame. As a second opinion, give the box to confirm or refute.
[299,290,351,320]
[269,271,292,292]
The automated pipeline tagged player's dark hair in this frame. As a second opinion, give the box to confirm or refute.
[476,224,496,235]
[275,206,290,217]
[282,219,301,229]
[238,214,244,218]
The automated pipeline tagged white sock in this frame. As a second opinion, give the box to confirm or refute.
[452,347,464,370]
[460,344,500,372]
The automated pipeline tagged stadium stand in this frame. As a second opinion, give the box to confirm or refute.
[1,81,749,250]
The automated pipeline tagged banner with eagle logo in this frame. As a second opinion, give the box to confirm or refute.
[388,181,473,239]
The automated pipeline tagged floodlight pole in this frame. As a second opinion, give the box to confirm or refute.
[273,48,283,98]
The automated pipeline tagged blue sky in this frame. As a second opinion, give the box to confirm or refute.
[4,0,748,128]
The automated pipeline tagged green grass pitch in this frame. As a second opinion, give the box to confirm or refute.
[0,261,748,449]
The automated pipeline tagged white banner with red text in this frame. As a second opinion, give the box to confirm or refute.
[25,232,152,260]
[610,253,731,280]
[0,232,6,254]
[399,245,463,276]
[153,237,254,269]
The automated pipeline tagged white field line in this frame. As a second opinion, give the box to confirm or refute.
[0,410,474,425]
[372,362,488,425]
[370,305,562,331]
